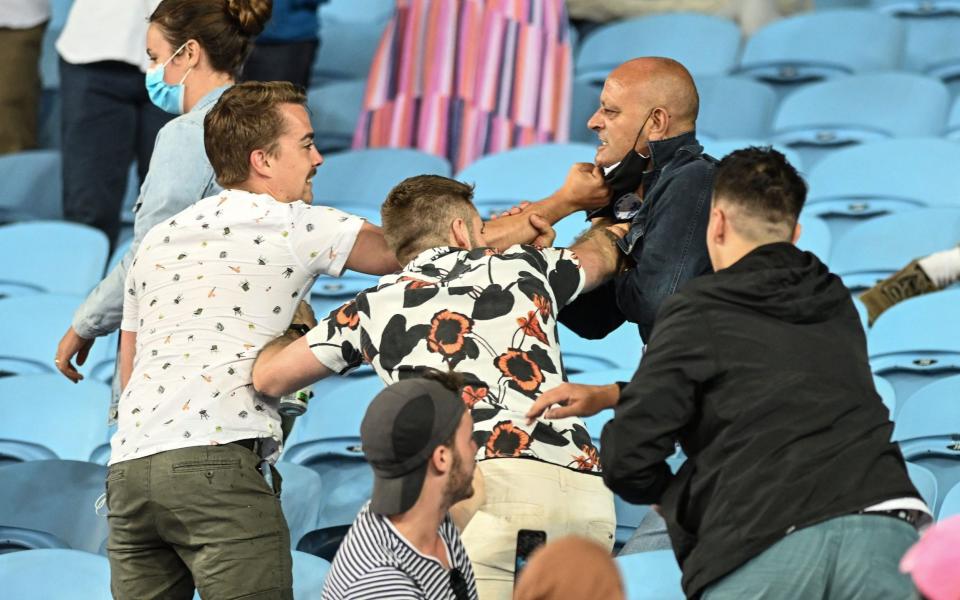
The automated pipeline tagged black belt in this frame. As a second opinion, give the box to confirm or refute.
[230,438,265,456]
[859,508,926,527]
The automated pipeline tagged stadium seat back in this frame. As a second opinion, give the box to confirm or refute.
[0,151,63,221]
[0,549,111,599]
[455,143,596,215]
[907,462,939,510]
[805,138,960,241]
[0,221,108,298]
[313,0,393,82]
[830,209,960,291]
[275,463,325,548]
[306,81,366,153]
[772,73,949,167]
[616,549,685,599]
[697,77,779,140]
[0,375,111,463]
[576,13,741,84]
[557,323,643,375]
[282,376,384,530]
[311,149,451,208]
[700,139,804,172]
[0,294,111,378]
[0,460,109,553]
[796,214,831,262]
[738,10,904,83]
[939,481,960,520]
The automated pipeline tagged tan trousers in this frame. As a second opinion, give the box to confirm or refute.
[461,458,616,600]
[0,22,46,154]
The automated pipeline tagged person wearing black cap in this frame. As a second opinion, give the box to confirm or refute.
[321,371,479,600]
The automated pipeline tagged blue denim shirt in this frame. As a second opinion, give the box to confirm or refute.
[559,131,716,343]
[72,86,229,339]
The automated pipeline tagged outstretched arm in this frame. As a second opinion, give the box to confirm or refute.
[344,222,401,275]
[482,163,610,250]
[253,333,334,398]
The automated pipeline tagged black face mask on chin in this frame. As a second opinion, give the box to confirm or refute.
[603,111,654,196]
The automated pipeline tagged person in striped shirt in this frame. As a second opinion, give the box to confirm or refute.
[321,372,479,600]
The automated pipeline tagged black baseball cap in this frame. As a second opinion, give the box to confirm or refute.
[361,378,466,516]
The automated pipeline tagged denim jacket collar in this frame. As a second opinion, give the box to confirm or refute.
[648,130,700,171]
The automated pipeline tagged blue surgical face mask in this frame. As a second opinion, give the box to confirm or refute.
[145,42,192,115]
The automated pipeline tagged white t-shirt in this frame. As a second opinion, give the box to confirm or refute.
[0,0,50,29]
[56,0,161,70]
[113,189,365,465]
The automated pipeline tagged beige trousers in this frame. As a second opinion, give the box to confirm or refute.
[0,22,46,154]
[460,458,616,600]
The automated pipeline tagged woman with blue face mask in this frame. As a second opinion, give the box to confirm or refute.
[54,0,272,410]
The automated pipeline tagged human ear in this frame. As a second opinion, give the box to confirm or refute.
[451,218,471,248]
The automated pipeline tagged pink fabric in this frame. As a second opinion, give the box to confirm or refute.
[900,516,960,600]
[353,0,572,172]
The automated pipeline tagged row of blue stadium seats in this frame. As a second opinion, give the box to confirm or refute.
[2,364,958,514]
[4,131,960,229]
[0,202,948,297]
[0,548,330,600]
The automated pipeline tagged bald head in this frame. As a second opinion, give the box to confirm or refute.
[608,57,699,127]
[588,57,700,167]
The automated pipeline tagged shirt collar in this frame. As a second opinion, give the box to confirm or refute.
[648,130,700,169]
[190,84,231,113]
[405,246,463,270]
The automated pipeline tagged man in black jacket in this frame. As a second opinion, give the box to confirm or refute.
[529,148,929,599]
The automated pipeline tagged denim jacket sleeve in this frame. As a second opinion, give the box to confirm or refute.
[612,162,715,342]
[71,117,220,339]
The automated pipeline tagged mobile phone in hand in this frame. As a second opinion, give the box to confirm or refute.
[513,529,547,586]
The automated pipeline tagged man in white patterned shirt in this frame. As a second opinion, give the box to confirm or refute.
[107,82,398,600]
[253,174,628,600]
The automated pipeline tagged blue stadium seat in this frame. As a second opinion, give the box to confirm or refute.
[557,322,643,374]
[0,375,110,464]
[617,550,685,600]
[291,551,333,598]
[275,462,325,549]
[0,549,111,599]
[0,294,111,378]
[830,208,960,291]
[0,150,63,221]
[312,0,393,83]
[0,460,108,553]
[896,16,960,88]
[772,73,949,166]
[569,80,602,144]
[119,162,140,226]
[306,80,366,153]
[736,10,904,85]
[281,375,384,530]
[576,13,741,84]
[311,148,451,208]
[701,139,804,172]
[872,0,960,17]
[947,95,960,140]
[892,375,960,516]
[697,77,779,141]
[455,143,596,216]
[907,462,939,510]
[874,374,897,416]
[872,303,960,417]
[310,271,380,321]
[0,222,108,297]
[940,481,960,520]
[796,214,831,261]
[805,138,960,242]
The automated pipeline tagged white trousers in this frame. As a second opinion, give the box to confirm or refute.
[460,458,616,600]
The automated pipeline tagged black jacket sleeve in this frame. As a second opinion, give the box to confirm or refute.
[600,293,716,504]
[556,279,628,339]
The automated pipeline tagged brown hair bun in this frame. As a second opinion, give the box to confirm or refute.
[225,0,272,37]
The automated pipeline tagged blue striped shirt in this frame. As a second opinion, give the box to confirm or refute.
[322,503,478,600]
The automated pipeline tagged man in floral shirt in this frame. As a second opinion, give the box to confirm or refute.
[253,175,627,599]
